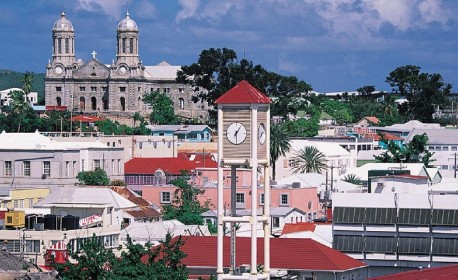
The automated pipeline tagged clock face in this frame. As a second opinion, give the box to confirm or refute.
[258,123,266,145]
[55,66,63,74]
[226,122,247,145]
[119,66,127,74]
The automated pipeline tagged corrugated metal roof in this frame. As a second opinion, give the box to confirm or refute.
[170,236,366,271]
[369,263,458,280]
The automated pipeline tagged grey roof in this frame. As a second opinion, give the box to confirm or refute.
[0,187,11,197]
[202,207,305,217]
[148,124,211,133]
[0,249,35,272]
[371,120,442,133]
[34,187,136,209]
[404,128,458,145]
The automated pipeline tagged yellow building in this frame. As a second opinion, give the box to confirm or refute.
[1,188,50,209]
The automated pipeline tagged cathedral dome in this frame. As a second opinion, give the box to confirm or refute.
[53,12,74,31]
[118,12,138,31]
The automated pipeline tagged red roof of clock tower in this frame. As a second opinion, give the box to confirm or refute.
[215,80,271,104]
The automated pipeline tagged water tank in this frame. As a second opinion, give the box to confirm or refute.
[44,214,62,230]
[62,215,79,230]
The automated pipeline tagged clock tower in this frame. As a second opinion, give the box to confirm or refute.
[215,80,271,280]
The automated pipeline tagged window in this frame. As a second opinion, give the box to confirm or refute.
[260,193,265,205]
[442,165,449,170]
[111,159,115,174]
[179,98,184,109]
[102,86,108,92]
[117,159,121,174]
[94,159,101,170]
[120,87,126,92]
[72,161,76,176]
[178,87,184,94]
[81,159,85,172]
[91,86,97,92]
[43,161,51,177]
[57,38,62,54]
[443,146,449,151]
[65,38,69,53]
[236,193,245,204]
[56,86,62,92]
[14,200,19,208]
[5,161,12,177]
[164,88,170,94]
[19,199,24,208]
[29,198,34,207]
[129,38,134,53]
[452,146,458,151]
[23,161,30,176]
[280,194,289,206]
[79,86,86,92]
[161,191,171,204]
[435,146,441,151]
[122,37,126,53]
[65,161,70,177]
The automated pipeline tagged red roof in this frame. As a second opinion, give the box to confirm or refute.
[370,264,458,280]
[45,105,68,111]
[125,153,217,175]
[368,132,403,141]
[176,236,365,271]
[215,80,271,104]
[281,222,316,235]
[365,116,380,124]
[71,115,103,122]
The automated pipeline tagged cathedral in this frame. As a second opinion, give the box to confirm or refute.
[45,12,208,121]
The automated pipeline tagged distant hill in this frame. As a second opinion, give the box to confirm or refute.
[0,69,45,104]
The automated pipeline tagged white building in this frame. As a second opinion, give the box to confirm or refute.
[0,131,124,190]
[274,140,356,180]
[0,87,38,106]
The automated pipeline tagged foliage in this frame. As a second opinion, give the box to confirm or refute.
[342,174,363,185]
[77,168,110,186]
[0,70,45,103]
[95,119,133,135]
[162,174,211,225]
[110,179,125,186]
[177,48,312,122]
[143,90,179,125]
[282,118,319,137]
[386,65,451,122]
[270,124,291,180]
[291,146,327,174]
[50,233,188,280]
[1,89,37,132]
[374,133,435,167]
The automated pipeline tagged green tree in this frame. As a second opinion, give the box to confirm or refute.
[6,90,35,132]
[143,90,179,125]
[177,48,312,122]
[270,124,291,180]
[374,133,435,167]
[21,71,33,103]
[342,174,363,185]
[162,174,210,225]
[356,85,375,96]
[77,168,110,186]
[282,118,319,137]
[95,119,133,135]
[51,233,188,280]
[291,146,327,174]
[386,65,451,122]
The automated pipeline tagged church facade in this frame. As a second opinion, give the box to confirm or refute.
[45,12,208,121]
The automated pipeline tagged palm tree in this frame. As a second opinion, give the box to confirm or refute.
[21,72,33,105]
[8,90,30,132]
[270,124,291,180]
[342,174,363,185]
[291,146,327,174]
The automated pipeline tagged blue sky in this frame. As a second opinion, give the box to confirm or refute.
[0,0,456,93]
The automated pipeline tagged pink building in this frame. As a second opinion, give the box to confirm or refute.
[142,167,320,218]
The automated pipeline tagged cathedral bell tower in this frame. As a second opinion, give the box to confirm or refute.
[49,12,76,76]
[115,12,143,74]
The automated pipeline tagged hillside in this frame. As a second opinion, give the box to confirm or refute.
[0,69,45,103]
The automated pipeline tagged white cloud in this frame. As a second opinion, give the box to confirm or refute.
[75,0,124,18]
[176,0,200,22]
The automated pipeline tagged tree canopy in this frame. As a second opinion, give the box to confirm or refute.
[76,168,110,186]
[386,65,451,122]
[176,48,312,122]
[143,90,179,125]
[50,233,188,280]
[162,174,211,225]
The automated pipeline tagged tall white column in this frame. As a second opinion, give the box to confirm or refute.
[250,105,258,279]
[217,106,224,279]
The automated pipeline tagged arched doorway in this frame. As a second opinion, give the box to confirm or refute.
[120,97,125,111]
[56,97,62,106]
[79,97,85,111]
[91,97,97,111]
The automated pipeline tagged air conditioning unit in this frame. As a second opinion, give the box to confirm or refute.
[291,182,301,188]
[42,174,47,179]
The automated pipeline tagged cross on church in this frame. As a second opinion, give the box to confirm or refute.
[91,51,97,59]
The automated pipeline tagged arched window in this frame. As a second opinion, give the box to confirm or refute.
[120,97,126,111]
[56,97,61,106]
[79,97,85,111]
[91,97,97,110]
[179,98,184,109]
[129,38,134,54]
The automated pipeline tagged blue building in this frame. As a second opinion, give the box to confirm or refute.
[148,125,212,142]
